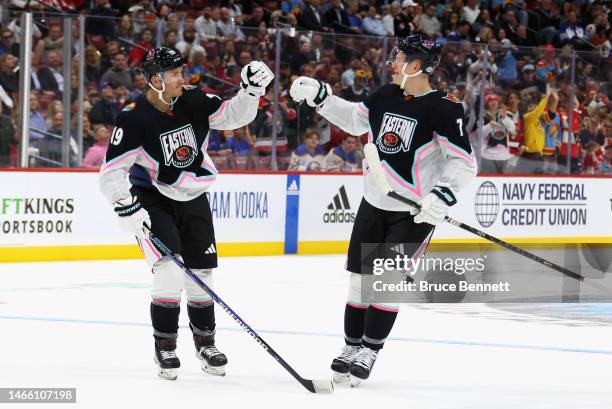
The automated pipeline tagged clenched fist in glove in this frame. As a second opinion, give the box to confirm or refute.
[289,76,331,107]
[113,196,151,240]
[241,61,274,96]
[413,185,457,225]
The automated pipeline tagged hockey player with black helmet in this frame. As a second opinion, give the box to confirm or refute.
[99,47,274,380]
[290,34,477,386]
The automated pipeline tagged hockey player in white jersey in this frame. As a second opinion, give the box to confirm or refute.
[290,34,477,385]
[99,47,273,380]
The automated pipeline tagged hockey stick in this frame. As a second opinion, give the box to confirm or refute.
[143,226,334,394]
[363,143,585,282]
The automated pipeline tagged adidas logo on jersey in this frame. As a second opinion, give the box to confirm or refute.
[323,185,355,224]
[205,244,216,254]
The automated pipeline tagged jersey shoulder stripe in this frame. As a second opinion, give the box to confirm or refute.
[122,102,136,112]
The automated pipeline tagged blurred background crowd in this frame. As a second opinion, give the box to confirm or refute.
[0,0,610,174]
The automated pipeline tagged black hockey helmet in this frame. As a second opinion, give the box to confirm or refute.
[141,47,184,80]
[389,34,442,75]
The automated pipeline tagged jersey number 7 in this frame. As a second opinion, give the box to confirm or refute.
[456,118,464,137]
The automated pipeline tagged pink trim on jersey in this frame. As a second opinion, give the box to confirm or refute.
[200,140,219,175]
[202,157,219,175]
[361,131,374,177]
[381,139,438,197]
[357,103,368,115]
[209,101,228,122]
[152,298,180,303]
[381,162,411,196]
[347,301,369,309]
[413,236,430,259]
[411,244,426,263]
[371,304,399,313]
[403,235,431,274]
[101,149,140,172]
[207,161,219,175]
[144,238,162,260]
[140,148,158,179]
[435,135,475,163]
[173,172,216,188]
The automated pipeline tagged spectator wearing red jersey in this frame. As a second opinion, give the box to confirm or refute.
[581,141,602,175]
[556,95,582,171]
[129,29,155,67]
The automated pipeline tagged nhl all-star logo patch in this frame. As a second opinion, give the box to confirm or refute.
[422,40,436,48]
[376,113,418,154]
[160,124,198,168]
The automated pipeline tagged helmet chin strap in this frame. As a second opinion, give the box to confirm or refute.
[148,73,178,109]
[399,62,423,89]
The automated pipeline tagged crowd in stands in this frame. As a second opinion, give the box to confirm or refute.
[0,0,610,174]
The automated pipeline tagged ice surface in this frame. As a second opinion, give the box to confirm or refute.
[1,255,611,408]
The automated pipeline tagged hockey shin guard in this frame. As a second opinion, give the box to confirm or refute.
[362,304,399,351]
[344,303,367,346]
[151,301,180,339]
[187,301,216,337]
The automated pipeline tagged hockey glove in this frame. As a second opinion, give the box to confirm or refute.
[113,196,151,240]
[413,185,457,225]
[289,76,331,108]
[241,61,274,97]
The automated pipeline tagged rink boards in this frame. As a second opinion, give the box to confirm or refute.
[0,170,610,262]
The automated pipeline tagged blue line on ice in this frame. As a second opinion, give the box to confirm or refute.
[1,314,612,356]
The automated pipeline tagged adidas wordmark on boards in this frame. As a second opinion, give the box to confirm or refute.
[323,185,356,224]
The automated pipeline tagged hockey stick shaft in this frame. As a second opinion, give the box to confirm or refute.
[362,143,584,282]
[387,190,584,281]
[143,226,333,394]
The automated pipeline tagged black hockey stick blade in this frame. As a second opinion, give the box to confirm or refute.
[363,143,585,282]
[142,225,334,394]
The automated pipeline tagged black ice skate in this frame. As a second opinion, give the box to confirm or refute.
[154,337,180,380]
[194,334,228,376]
[331,345,361,383]
[349,347,378,387]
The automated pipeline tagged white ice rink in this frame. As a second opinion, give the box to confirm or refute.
[1,255,612,408]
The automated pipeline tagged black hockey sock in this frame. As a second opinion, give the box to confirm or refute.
[150,301,180,339]
[344,303,367,346]
[362,305,398,351]
[187,301,216,337]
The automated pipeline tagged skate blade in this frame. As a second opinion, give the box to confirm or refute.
[332,371,350,384]
[157,367,178,380]
[201,363,226,377]
[349,375,362,388]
